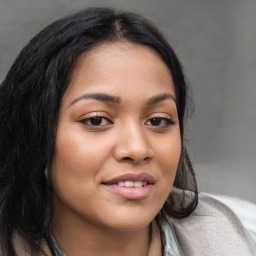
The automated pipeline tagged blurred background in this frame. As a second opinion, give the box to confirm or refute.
[0,0,255,203]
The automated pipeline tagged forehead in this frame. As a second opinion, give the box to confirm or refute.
[63,41,175,106]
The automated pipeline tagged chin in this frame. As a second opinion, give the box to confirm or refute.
[108,219,152,232]
[99,208,158,232]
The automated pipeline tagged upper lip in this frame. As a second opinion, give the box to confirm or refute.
[103,173,155,185]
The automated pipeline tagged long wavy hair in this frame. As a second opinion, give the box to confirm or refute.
[0,7,197,255]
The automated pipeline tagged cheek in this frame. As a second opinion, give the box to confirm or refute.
[53,127,115,178]
[155,131,181,187]
[157,131,181,168]
[50,131,102,212]
[148,134,181,216]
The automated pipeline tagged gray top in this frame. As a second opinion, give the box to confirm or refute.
[167,192,256,256]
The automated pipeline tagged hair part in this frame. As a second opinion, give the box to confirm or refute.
[0,7,197,255]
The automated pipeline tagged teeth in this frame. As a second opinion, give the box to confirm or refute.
[117,181,147,187]
[118,181,125,186]
[125,181,134,187]
[134,181,142,187]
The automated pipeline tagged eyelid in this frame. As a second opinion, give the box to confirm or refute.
[146,112,174,120]
[79,111,112,120]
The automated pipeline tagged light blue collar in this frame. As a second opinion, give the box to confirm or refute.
[50,234,66,256]
[162,220,181,256]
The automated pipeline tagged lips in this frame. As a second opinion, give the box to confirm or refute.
[102,173,155,200]
[103,173,155,185]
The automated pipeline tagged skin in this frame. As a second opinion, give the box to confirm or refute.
[50,41,181,256]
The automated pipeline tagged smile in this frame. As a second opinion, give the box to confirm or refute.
[102,173,155,200]
[103,172,155,185]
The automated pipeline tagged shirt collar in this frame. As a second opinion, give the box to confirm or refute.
[162,220,181,256]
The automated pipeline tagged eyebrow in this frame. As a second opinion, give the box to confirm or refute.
[69,92,176,107]
[70,93,122,106]
[146,93,176,106]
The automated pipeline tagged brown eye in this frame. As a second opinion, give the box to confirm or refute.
[146,117,175,127]
[89,117,104,126]
[80,116,113,126]
[150,118,162,126]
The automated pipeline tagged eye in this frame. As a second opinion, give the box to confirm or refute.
[146,117,175,127]
[80,116,113,127]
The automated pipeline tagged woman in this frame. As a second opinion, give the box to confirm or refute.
[0,8,255,256]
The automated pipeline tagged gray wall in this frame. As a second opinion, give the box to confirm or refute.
[1,0,255,203]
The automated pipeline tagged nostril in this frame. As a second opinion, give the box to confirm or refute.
[121,156,150,162]
[122,157,133,161]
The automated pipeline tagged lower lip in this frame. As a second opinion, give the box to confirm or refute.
[103,184,153,200]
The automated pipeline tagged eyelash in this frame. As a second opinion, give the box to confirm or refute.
[145,117,176,127]
[79,115,175,128]
[79,116,113,127]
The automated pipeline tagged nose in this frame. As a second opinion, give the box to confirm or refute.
[113,121,152,164]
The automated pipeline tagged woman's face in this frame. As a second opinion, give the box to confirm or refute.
[51,42,181,232]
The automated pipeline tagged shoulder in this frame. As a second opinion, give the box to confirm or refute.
[207,193,256,246]
[166,191,256,256]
